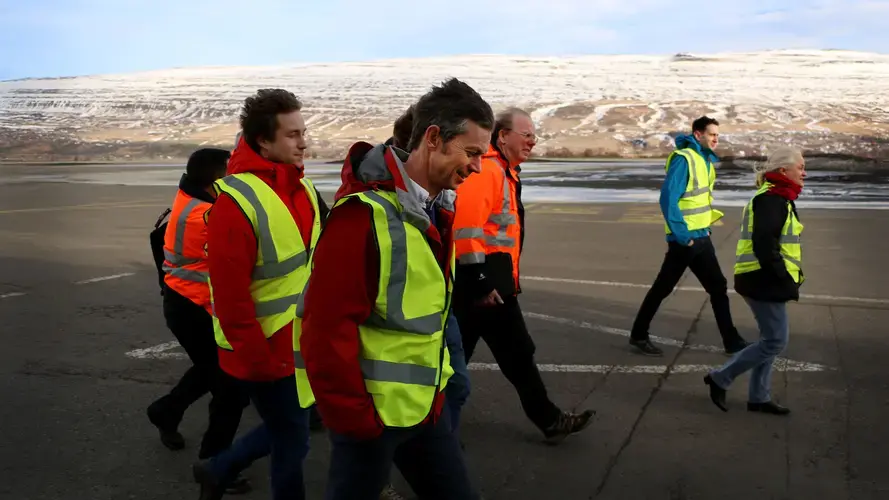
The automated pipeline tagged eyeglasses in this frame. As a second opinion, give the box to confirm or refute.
[508,129,537,143]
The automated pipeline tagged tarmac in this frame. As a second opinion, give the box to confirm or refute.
[1,165,888,500]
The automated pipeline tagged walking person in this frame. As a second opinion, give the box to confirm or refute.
[452,107,595,445]
[146,148,252,494]
[704,146,806,415]
[377,104,471,500]
[629,116,749,356]
[300,78,492,500]
[192,89,328,500]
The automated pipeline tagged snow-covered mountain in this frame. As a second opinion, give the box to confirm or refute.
[2,49,889,162]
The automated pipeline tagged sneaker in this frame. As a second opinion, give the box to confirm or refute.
[379,483,407,500]
[543,409,595,445]
[629,338,664,357]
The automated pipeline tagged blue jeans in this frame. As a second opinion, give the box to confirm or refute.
[444,309,470,433]
[709,298,789,403]
[206,374,310,500]
[325,409,478,500]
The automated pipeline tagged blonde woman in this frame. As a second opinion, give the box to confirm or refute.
[704,147,807,415]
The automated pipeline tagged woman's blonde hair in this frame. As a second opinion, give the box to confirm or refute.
[753,146,804,187]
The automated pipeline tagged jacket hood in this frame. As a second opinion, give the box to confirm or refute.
[674,134,719,163]
[227,136,305,179]
[178,173,215,204]
[334,141,456,232]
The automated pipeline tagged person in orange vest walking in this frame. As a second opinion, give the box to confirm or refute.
[452,107,595,445]
[147,148,252,493]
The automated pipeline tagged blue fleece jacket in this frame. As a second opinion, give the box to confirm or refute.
[659,134,719,245]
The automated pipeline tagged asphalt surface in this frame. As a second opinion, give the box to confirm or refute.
[1,166,888,500]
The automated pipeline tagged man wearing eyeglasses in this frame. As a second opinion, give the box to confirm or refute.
[452,107,595,445]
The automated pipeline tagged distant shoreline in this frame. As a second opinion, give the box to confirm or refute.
[4,151,888,171]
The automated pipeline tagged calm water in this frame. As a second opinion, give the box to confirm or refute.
[3,159,889,210]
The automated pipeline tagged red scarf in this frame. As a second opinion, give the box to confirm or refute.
[764,171,802,200]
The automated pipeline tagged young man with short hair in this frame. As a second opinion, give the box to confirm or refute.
[192,89,328,500]
[629,116,749,356]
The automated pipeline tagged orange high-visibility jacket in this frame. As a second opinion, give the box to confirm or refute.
[162,190,212,313]
[454,145,523,297]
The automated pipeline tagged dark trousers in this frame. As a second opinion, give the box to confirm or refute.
[455,296,561,431]
[631,236,741,346]
[443,310,470,434]
[325,409,477,500]
[149,289,248,458]
[206,374,310,500]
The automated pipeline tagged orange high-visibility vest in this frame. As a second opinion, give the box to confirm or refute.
[453,145,522,291]
[162,190,212,312]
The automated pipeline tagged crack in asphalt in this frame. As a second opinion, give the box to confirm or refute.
[828,305,855,492]
[592,224,739,498]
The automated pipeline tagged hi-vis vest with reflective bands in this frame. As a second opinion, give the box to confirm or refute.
[734,181,804,284]
[454,148,521,287]
[162,190,213,312]
[302,189,454,428]
[208,172,321,408]
[664,148,724,234]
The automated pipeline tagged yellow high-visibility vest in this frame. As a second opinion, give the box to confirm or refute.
[207,172,321,408]
[300,188,454,428]
[664,148,724,233]
[734,181,804,283]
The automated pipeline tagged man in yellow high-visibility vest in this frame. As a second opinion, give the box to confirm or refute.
[629,116,749,357]
[300,78,493,500]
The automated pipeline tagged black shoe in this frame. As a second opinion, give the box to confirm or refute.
[192,460,225,500]
[543,409,595,445]
[629,338,664,357]
[703,375,728,412]
[747,401,790,415]
[146,402,185,450]
[724,338,751,356]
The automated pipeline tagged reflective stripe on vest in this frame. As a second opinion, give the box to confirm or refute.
[455,155,518,266]
[733,181,804,283]
[208,173,321,403]
[163,195,212,284]
[664,148,719,234]
[162,191,212,312]
[297,188,454,428]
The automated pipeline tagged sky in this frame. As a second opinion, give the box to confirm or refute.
[1,0,888,80]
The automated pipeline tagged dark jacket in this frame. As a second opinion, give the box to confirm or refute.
[734,192,802,302]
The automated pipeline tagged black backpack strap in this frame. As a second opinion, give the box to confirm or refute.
[154,208,172,229]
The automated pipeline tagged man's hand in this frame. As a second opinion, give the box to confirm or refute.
[476,289,504,307]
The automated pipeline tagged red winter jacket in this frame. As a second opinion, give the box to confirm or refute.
[300,142,453,440]
[207,137,323,382]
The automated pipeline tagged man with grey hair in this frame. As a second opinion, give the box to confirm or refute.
[453,107,595,445]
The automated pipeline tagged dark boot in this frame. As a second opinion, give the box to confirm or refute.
[543,409,595,445]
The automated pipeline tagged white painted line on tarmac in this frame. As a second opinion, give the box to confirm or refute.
[125,341,186,360]
[523,275,889,306]
[0,292,26,299]
[74,272,135,284]
[525,312,829,372]
[125,314,829,373]
[469,362,824,374]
